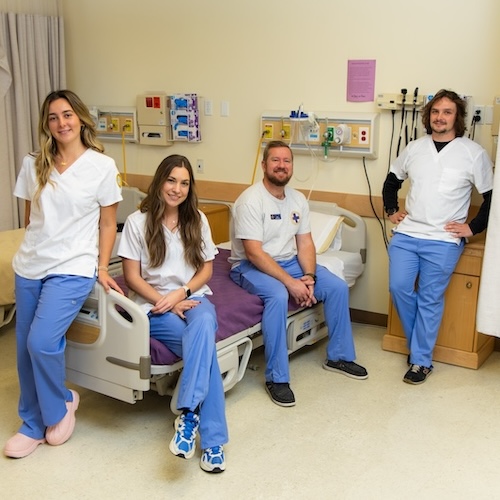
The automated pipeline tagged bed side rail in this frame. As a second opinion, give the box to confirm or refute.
[65,283,151,403]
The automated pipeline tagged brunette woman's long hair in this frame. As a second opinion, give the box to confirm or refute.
[139,155,204,270]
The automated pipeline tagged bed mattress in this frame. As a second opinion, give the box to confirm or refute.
[116,248,264,365]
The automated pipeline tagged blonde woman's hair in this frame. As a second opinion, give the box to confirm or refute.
[33,89,103,204]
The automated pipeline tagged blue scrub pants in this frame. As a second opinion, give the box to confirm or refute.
[230,257,356,383]
[148,297,228,450]
[15,273,96,440]
[388,233,464,367]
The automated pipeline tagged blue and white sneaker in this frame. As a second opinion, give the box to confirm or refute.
[169,411,200,459]
[200,445,226,473]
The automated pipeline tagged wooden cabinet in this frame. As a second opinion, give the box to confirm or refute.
[199,203,230,245]
[382,237,495,369]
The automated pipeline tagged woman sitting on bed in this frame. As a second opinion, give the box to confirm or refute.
[118,155,228,474]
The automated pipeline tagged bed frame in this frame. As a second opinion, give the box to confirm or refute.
[64,199,366,412]
[0,228,26,329]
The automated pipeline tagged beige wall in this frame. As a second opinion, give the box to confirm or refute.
[62,0,500,315]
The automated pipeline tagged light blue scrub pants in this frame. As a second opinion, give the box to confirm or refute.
[15,274,96,440]
[148,297,228,450]
[388,233,464,368]
[230,257,356,383]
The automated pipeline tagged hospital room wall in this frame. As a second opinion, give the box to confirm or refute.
[61,0,500,318]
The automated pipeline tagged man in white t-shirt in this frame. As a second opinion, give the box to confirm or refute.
[230,140,367,407]
[383,89,493,384]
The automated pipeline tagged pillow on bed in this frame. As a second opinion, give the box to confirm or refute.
[309,211,344,254]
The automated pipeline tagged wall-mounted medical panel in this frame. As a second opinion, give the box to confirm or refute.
[261,111,380,159]
[90,106,138,142]
[376,92,427,111]
[137,93,172,146]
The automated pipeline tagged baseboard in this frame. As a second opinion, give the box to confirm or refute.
[350,309,387,328]
[352,308,500,352]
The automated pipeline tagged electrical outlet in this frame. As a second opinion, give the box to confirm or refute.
[473,105,485,124]
[196,159,204,174]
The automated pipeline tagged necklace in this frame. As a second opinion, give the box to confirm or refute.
[57,155,68,167]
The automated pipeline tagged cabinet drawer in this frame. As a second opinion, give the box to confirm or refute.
[454,253,482,276]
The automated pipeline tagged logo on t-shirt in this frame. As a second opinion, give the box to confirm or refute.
[270,213,281,220]
[291,211,300,224]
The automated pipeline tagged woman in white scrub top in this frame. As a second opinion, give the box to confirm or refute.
[4,90,123,459]
[118,155,228,473]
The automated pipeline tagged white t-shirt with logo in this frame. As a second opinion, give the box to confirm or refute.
[230,181,310,263]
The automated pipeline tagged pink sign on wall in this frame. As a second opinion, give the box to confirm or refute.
[347,59,376,102]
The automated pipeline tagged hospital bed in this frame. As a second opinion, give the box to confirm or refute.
[64,194,366,412]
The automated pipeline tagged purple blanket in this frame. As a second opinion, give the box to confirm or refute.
[117,249,264,365]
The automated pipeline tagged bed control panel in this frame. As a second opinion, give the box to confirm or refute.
[75,286,100,326]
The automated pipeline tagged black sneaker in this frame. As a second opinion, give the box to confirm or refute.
[322,360,368,380]
[403,364,432,385]
[265,382,296,407]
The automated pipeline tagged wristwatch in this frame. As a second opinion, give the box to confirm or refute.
[304,272,317,283]
[182,285,191,298]
[386,208,398,216]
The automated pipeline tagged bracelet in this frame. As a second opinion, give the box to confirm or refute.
[98,265,108,272]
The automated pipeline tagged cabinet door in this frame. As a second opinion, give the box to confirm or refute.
[388,272,479,352]
[199,204,230,245]
[438,273,478,351]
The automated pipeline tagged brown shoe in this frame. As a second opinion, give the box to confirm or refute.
[4,433,45,458]
[45,390,80,446]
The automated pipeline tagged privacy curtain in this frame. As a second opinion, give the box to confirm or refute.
[0,0,65,230]
[477,155,500,337]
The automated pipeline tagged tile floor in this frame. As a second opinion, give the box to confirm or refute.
[1,322,500,499]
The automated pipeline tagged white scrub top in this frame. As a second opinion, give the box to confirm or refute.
[390,135,493,244]
[13,150,123,279]
[118,209,217,314]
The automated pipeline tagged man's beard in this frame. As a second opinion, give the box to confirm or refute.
[265,170,291,187]
[431,121,451,134]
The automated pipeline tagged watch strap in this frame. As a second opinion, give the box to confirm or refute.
[304,272,317,283]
